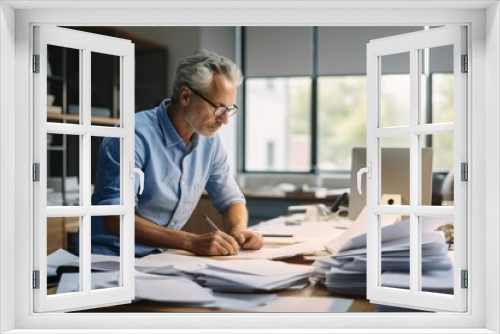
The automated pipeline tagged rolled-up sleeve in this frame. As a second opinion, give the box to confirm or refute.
[205,139,245,213]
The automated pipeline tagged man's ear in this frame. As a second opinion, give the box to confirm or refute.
[179,86,191,107]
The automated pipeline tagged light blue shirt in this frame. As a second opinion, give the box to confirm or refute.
[88,99,245,257]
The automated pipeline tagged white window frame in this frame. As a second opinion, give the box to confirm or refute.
[366,26,467,312]
[1,2,499,333]
[33,26,136,313]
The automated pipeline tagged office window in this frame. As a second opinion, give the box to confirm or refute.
[317,76,367,170]
[245,77,312,171]
[243,26,429,173]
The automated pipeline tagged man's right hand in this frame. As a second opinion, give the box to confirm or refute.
[189,231,240,256]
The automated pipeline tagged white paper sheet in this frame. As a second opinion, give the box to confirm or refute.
[47,249,79,277]
[205,259,312,276]
[243,296,354,313]
[56,272,120,294]
[209,293,277,309]
[135,273,215,304]
[218,241,325,260]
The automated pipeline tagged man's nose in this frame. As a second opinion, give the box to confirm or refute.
[217,112,229,125]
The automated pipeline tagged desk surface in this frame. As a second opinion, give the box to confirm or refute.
[70,214,378,314]
[75,255,375,313]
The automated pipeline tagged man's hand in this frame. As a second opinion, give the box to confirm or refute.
[230,230,264,250]
[189,231,240,256]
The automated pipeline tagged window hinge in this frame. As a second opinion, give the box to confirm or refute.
[33,54,40,73]
[461,162,468,181]
[461,270,468,289]
[33,270,40,289]
[461,54,468,73]
[33,163,40,182]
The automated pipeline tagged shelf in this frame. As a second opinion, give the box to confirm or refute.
[47,146,64,151]
[48,75,64,81]
[47,112,120,126]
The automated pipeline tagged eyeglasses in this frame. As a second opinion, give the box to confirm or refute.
[187,86,239,117]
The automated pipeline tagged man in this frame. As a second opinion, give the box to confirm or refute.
[89,49,264,257]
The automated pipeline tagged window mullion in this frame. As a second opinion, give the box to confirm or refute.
[81,47,92,294]
[311,26,318,172]
[409,48,420,295]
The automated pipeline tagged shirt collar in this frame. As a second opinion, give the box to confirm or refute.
[157,99,199,152]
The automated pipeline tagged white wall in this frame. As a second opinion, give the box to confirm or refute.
[0,2,16,333]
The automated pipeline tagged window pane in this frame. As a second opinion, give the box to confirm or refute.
[420,216,454,295]
[245,77,311,172]
[380,52,410,127]
[47,216,80,296]
[431,73,454,124]
[421,45,454,124]
[91,215,121,290]
[317,76,367,170]
[380,138,410,207]
[92,137,122,205]
[422,133,454,206]
[91,52,120,126]
[380,216,410,291]
[47,134,80,206]
[47,45,80,123]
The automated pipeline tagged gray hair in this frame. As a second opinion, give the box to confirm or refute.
[171,49,243,103]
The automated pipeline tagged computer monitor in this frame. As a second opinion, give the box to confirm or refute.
[348,147,433,220]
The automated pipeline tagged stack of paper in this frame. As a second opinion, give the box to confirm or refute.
[182,259,315,292]
[313,214,454,296]
[48,250,299,309]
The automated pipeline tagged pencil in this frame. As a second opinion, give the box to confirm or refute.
[203,214,220,232]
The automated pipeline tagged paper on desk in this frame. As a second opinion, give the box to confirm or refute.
[57,272,120,294]
[334,231,449,258]
[199,274,310,292]
[381,268,454,294]
[263,237,305,245]
[251,217,301,237]
[209,293,277,309]
[47,249,79,277]
[57,270,215,304]
[61,251,211,275]
[62,254,122,272]
[220,241,325,260]
[242,296,354,313]
[326,208,453,255]
[135,271,216,304]
[206,259,312,276]
[136,252,209,274]
[325,207,368,255]
[192,268,313,291]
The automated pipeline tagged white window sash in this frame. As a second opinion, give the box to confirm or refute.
[32,26,136,313]
[366,26,467,312]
